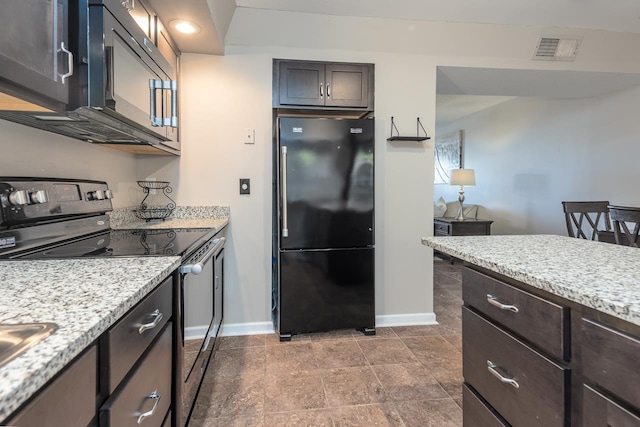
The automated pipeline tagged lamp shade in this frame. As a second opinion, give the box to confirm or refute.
[449,168,476,186]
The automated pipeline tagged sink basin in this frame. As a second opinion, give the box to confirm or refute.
[0,323,58,367]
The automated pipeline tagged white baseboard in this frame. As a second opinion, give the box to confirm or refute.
[221,321,275,337]
[184,325,210,340]
[375,312,437,327]
[215,314,436,337]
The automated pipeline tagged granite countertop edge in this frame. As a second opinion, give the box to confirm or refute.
[422,235,640,327]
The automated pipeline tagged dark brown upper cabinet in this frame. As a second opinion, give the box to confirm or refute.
[274,59,374,111]
[0,0,71,111]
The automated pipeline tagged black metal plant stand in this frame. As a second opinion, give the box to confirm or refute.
[134,180,176,221]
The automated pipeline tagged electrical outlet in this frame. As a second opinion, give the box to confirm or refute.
[240,178,250,195]
[245,128,255,144]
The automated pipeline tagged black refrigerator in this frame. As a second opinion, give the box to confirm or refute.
[274,117,375,340]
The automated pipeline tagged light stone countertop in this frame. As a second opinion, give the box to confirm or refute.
[422,234,640,327]
[111,217,228,231]
[0,256,181,421]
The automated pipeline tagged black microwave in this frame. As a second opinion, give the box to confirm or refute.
[0,0,179,155]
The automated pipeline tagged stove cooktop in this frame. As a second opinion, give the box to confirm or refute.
[10,228,212,260]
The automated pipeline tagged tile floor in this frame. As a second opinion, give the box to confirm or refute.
[190,259,463,427]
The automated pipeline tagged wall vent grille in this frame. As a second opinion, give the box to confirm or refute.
[533,36,582,61]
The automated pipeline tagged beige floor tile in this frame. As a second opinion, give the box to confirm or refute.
[188,415,264,427]
[391,325,441,337]
[205,346,265,382]
[331,403,404,427]
[218,334,266,350]
[266,341,318,374]
[264,409,334,426]
[394,398,463,427]
[441,334,462,352]
[191,376,265,420]
[265,370,327,412]
[372,363,448,401]
[312,339,367,369]
[321,366,387,407]
[358,338,418,365]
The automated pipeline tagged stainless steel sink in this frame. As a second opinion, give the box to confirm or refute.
[0,323,58,367]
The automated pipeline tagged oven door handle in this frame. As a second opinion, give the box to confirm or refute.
[180,237,225,275]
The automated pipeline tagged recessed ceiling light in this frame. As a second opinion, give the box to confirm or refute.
[170,20,201,35]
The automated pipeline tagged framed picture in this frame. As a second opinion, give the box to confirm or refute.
[434,130,463,184]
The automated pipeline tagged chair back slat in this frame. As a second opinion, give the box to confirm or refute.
[608,205,640,248]
[562,201,612,241]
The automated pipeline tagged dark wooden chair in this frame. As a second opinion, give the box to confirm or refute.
[608,205,640,248]
[562,201,611,241]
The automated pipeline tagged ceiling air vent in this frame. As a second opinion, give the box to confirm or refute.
[532,36,582,61]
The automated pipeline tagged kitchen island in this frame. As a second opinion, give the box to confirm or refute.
[422,234,640,426]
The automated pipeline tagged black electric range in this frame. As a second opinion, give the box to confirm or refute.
[0,177,211,260]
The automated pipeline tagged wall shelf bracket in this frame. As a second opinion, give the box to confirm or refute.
[387,117,431,142]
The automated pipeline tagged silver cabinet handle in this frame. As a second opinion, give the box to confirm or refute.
[149,79,161,126]
[121,0,135,12]
[58,42,74,84]
[487,360,519,389]
[169,80,178,128]
[137,390,160,424]
[138,309,163,334]
[327,83,331,98]
[281,146,289,238]
[180,238,226,275]
[487,294,519,313]
[320,82,323,98]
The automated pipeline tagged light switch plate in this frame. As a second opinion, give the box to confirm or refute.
[245,128,255,144]
[240,178,250,195]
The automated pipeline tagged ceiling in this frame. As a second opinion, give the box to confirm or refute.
[153,0,640,55]
[234,0,640,34]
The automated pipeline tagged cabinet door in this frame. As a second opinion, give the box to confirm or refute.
[0,0,70,107]
[278,61,325,107]
[325,63,370,108]
[125,0,155,41]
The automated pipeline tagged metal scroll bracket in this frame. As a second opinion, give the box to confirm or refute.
[387,117,431,142]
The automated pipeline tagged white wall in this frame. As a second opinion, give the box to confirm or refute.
[171,48,435,329]
[0,120,144,208]
[435,86,640,235]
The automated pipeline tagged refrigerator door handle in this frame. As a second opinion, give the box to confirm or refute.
[281,146,289,238]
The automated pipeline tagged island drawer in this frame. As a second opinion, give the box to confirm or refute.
[582,384,640,426]
[102,276,172,394]
[581,317,640,409]
[463,268,569,361]
[100,323,172,427]
[463,307,569,427]
[463,383,510,427]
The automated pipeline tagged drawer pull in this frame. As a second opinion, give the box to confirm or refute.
[138,309,163,334]
[487,294,519,313]
[137,390,161,424]
[487,360,520,389]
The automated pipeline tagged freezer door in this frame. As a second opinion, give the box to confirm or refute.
[279,248,375,335]
[279,118,374,250]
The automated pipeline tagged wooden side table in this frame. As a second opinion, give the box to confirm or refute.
[434,217,493,237]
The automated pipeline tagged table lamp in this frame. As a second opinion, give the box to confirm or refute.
[450,169,476,221]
